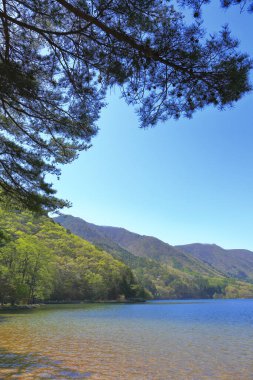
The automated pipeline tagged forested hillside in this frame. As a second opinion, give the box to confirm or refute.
[1,208,253,305]
[177,244,253,282]
[55,214,253,300]
[54,215,221,276]
[0,208,145,305]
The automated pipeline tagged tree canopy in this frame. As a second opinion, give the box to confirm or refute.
[0,207,146,304]
[0,0,251,212]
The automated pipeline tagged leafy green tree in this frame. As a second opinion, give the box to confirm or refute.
[0,234,55,304]
[0,1,251,211]
[0,207,143,303]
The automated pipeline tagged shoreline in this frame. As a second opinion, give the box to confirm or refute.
[0,304,42,311]
[0,298,147,311]
[2,296,252,311]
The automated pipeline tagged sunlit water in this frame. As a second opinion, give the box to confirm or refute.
[0,299,253,379]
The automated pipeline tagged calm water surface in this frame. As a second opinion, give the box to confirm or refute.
[0,299,253,379]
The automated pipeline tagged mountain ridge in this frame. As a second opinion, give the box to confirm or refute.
[54,215,224,277]
[54,214,253,282]
[177,243,253,281]
[53,214,253,298]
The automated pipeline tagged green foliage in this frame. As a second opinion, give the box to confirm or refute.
[0,231,56,304]
[54,215,223,278]
[55,214,253,300]
[0,208,142,304]
[0,1,251,211]
[1,208,253,304]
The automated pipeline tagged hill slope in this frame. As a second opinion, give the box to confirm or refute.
[0,209,144,304]
[55,215,222,277]
[177,243,253,282]
[54,214,253,299]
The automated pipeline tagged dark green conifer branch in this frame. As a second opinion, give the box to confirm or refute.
[0,1,251,212]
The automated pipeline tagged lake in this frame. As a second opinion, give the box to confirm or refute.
[0,299,253,379]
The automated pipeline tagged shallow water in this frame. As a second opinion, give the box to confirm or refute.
[0,299,253,379]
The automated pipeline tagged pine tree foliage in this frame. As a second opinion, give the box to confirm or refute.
[220,0,253,11]
[180,0,253,16]
[0,0,251,211]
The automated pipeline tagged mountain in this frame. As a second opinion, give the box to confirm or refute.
[57,215,253,283]
[53,215,151,270]
[176,243,253,282]
[54,214,253,299]
[54,215,222,277]
[2,209,253,304]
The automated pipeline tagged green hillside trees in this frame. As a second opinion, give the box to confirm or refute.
[0,208,145,304]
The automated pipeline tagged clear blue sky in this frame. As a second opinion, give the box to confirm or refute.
[52,1,253,250]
